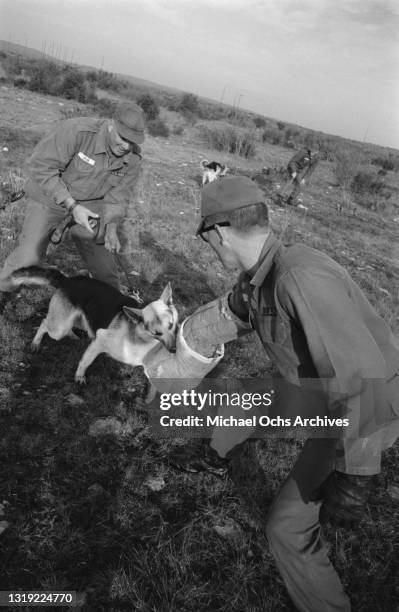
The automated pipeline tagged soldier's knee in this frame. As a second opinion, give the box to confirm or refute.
[266,505,300,551]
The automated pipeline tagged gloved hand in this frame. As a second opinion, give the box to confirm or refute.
[300,178,306,185]
[142,319,224,399]
[104,222,121,253]
[291,172,297,180]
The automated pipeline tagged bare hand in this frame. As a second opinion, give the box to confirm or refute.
[72,204,99,233]
[104,223,121,253]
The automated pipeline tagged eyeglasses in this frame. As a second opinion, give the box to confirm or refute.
[199,221,230,242]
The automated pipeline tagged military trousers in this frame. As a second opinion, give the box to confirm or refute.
[266,438,351,611]
[0,198,120,291]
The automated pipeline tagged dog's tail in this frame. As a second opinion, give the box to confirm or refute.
[11,266,66,289]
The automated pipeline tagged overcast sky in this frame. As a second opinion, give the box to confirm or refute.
[1,0,398,148]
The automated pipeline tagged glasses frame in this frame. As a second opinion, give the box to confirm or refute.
[199,221,231,242]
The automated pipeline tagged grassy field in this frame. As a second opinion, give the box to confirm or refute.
[0,84,398,612]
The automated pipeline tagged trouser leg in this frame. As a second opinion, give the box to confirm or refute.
[70,225,120,290]
[0,199,64,291]
[266,438,351,612]
[287,179,301,205]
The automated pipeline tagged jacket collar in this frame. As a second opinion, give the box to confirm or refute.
[250,231,282,287]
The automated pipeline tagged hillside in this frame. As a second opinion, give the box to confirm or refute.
[0,51,398,611]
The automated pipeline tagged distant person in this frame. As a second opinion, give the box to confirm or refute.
[0,102,145,313]
[286,147,319,207]
[144,176,399,612]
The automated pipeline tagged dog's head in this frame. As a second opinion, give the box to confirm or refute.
[123,283,178,351]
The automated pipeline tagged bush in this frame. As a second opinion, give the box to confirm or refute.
[178,93,199,116]
[147,118,170,138]
[262,127,283,146]
[136,93,159,120]
[29,60,61,95]
[198,124,256,158]
[351,171,392,210]
[60,68,87,102]
[253,116,267,129]
[197,102,227,121]
[371,156,397,171]
[13,78,28,88]
[87,69,123,92]
[277,121,285,131]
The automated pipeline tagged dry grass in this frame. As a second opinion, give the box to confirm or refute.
[0,86,398,611]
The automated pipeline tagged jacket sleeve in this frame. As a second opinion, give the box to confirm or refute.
[27,120,81,206]
[287,148,309,175]
[278,268,389,405]
[301,157,319,181]
[101,157,142,224]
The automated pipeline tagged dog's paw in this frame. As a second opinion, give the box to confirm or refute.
[74,374,87,385]
[30,342,40,353]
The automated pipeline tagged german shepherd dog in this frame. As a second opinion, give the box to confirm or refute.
[11,266,179,384]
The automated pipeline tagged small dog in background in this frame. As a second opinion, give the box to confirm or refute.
[201,160,229,187]
[11,266,179,384]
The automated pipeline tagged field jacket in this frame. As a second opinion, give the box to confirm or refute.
[24,117,142,224]
[287,148,318,181]
[228,232,399,434]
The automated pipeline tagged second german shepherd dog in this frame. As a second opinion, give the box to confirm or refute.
[11,266,179,384]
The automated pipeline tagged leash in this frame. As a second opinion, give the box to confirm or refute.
[47,214,143,303]
[114,252,143,304]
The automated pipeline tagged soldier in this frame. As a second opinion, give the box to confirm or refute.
[0,102,144,312]
[145,176,399,612]
[286,147,319,207]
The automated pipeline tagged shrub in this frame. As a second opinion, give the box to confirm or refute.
[198,124,256,158]
[136,93,159,121]
[13,78,28,88]
[147,118,170,138]
[60,69,87,102]
[0,50,7,59]
[29,60,61,95]
[371,156,396,171]
[178,93,199,116]
[197,102,227,121]
[262,127,283,146]
[88,69,122,91]
[277,121,285,131]
[253,116,267,129]
[283,127,301,148]
[333,150,360,211]
[350,171,390,210]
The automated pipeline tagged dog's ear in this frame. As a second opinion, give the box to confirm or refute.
[123,305,143,321]
[160,282,173,306]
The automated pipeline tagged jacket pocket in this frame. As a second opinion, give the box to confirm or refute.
[72,152,97,174]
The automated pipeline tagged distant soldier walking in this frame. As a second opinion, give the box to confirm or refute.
[0,102,145,313]
[286,147,319,207]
